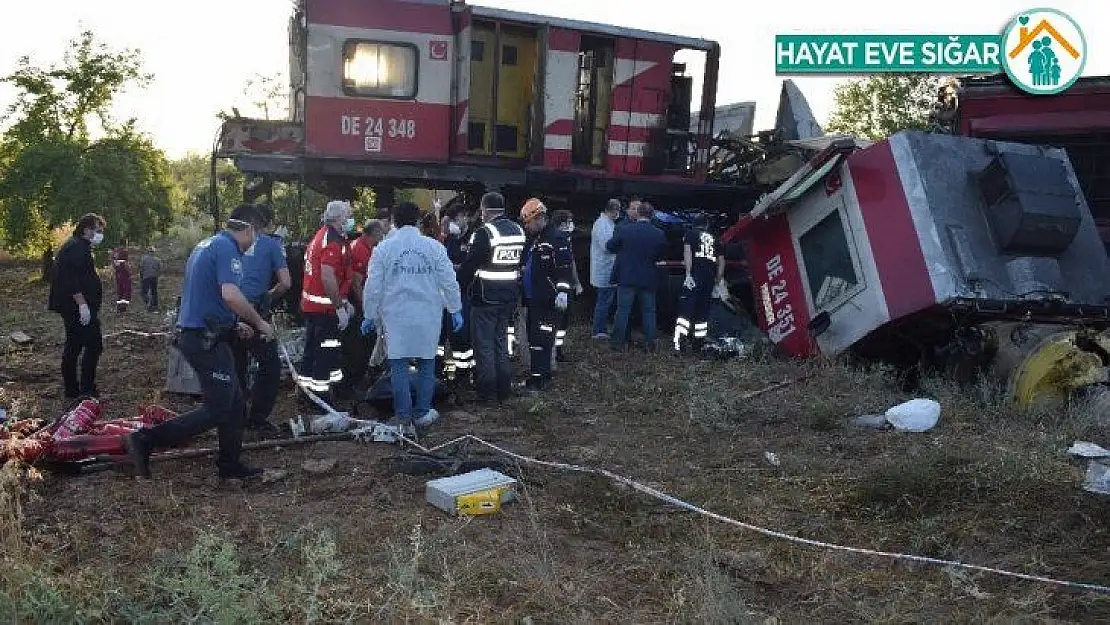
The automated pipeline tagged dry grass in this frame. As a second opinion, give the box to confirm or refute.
[2,259,1110,622]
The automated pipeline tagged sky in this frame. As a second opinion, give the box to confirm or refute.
[1,0,1106,159]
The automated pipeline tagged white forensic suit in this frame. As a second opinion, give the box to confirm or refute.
[363,225,462,360]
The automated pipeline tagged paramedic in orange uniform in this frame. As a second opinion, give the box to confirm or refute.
[300,201,355,405]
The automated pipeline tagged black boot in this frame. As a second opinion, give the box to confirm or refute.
[216,422,261,480]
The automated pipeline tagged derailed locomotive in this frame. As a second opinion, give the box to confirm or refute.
[217,0,754,211]
[726,131,1110,408]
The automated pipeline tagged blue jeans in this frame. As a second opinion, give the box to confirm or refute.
[388,358,436,423]
[611,286,657,347]
[592,286,616,335]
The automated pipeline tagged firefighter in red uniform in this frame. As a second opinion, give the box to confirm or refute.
[300,200,356,404]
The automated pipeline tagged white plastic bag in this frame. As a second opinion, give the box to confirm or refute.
[1068,441,1110,458]
[885,398,941,432]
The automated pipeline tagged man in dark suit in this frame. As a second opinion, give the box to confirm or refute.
[606,202,667,351]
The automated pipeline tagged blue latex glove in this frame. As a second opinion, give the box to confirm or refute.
[360,318,375,336]
[451,311,464,333]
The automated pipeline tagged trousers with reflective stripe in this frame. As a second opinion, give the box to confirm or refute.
[439,304,475,376]
[674,271,714,352]
[301,312,343,394]
[527,306,556,382]
[555,305,570,348]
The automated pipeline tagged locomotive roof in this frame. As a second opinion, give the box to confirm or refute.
[956,73,1110,98]
[466,3,717,51]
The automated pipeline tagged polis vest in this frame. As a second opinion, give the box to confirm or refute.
[472,217,525,305]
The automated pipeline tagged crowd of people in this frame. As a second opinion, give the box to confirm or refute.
[47,192,728,480]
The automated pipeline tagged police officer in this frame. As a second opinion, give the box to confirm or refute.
[519,198,572,393]
[123,204,274,480]
[232,205,290,434]
[674,213,725,354]
[457,192,526,403]
[300,201,355,404]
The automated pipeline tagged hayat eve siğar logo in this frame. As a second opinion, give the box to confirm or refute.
[1001,8,1086,95]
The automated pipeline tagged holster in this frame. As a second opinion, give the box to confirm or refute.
[203,316,238,349]
[253,293,272,319]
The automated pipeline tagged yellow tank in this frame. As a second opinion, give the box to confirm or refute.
[987,322,1109,411]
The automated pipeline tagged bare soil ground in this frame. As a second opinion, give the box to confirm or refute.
[2,258,1110,623]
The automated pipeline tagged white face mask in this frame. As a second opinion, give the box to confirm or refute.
[448,221,461,236]
[90,231,104,246]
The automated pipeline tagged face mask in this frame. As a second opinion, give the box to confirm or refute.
[448,221,461,236]
[344,217,356,233]
[90,231,104,246]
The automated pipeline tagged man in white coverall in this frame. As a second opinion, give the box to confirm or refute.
[362,201,463,432]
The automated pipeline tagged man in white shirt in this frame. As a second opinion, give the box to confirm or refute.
[589,199,621,339]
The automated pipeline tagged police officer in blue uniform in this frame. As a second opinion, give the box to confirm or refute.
[674,213,725,354]
[123,205,275,480]
[232,205,290,434]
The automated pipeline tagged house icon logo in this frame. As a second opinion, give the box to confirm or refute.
[1001,8,1086,95]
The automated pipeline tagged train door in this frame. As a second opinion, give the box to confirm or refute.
[495,25,538,159]
[467,21,538,159]
[467,23,496,155]
[571,37,615,167]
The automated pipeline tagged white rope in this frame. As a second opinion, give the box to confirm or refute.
[269,319,1110,594]
[103,329,171,339]
[406,433,1110,595]
[273,323,343,417]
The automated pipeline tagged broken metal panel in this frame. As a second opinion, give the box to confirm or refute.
[774,79,823,141]
[218,119,305,157]
[692,101,756,138]
[749,139,859,219]
[785,135,873,151]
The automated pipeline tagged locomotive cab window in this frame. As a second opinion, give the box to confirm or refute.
[797,207,861,311]
[342,41,417,99]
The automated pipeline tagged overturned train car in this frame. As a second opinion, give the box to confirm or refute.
[727,131,1110,408]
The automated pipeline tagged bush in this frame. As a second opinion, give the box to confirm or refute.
[157,215,210,263]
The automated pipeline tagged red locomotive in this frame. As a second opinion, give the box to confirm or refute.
[217,0,746,212]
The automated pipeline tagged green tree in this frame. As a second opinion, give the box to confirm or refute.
[824,74,943,141]
[167,153,246,221]
[0,31,173,252]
